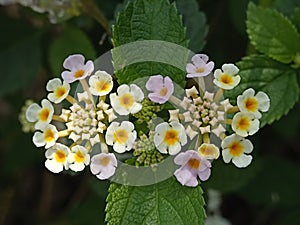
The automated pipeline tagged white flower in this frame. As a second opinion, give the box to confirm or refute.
[61,54,94,83]
[232,112,259,137]
[110,84,144,115]
[105,121,137,153]
[213,64,240,90]
[46,78,70,103]
[186,54,215,78]
[26,99,54,129]
[90,153,117,180]
[221,134,253,168]
[33,124,58,148]
[154,121,187,155]
[237,88,270,119]
[198,143,220,159]
[45,143,70,173]
[68,145,90,172]
[89,70,113,96]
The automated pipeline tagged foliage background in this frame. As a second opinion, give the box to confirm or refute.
[1,0,300,224]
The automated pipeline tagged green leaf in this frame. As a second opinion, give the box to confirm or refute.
[175,0,208,52]
[112,0,189,87]
[291,7,300,32]
[225,55,299,126]
[273,0,300,17]
[105,177,205,225]
[48,25,96,76]
[0,15,42,96]
[246,2,300,64]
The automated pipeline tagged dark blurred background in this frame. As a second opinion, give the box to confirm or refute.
[1,0,300,225]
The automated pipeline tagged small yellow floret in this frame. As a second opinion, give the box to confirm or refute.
[74,69,85,78]
[55,150,67,163]
[188,158,200,169]
[114,129,129,144]
[164,129,179,146]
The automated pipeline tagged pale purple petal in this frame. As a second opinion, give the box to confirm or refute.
[186,63,196,74]
[145,75,164,92]
[63,54,85,70]
[174,150,194,165]
[197,167,211,181]
[174,167,198,187]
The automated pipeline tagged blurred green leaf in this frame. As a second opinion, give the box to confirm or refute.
[0,15,42,96]
[225,55,299,126]
[291,7,300,32]
[273,0,300,17]
[48,25,96,76]
[229,0,249,36]
[202,155,262,193]
[238,156,300,208]
[106,177,205,225]
[276,209,300,225]
[175,0,208,52]
[246,2,300,64]
[112,0,189,87]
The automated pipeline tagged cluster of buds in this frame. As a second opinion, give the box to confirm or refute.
[22,52,270,187]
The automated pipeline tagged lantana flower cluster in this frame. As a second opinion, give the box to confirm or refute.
[23,53,270,187]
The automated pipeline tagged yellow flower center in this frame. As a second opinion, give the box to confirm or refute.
[44,129,55,142]
[236,117,250,131]
[55,149,67,163]
[96,80,111,93]
[114,129,129,144]
[159,87,168,96]
[220,74,233,85]
[164,129,179,146]
[74,151,85,163]
[244,98,258,112]
[228,141,243,157]
[188,158,200,169]
[199,144,218,158]
[99,156,110,166]
[74,69,85,78]
[55,87,66,98]
[119,93,134,109]
[196,67,205,73]
[39,108,50,122]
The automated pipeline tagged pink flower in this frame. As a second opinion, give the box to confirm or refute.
[174,150,211,187]
[145,75,174,104]
[90,153,117,180]
[186,54,214,78]
[61,54,94,83]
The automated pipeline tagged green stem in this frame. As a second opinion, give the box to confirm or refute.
[80,0,111,35]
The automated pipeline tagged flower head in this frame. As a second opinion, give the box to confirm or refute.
[154,121,187,155]
[68,145,90,172]
[221,134,253,168]
[110,84,144,115]
[198,143,220,159]
[145,75,174,104]
[26,99,54,129]
[46,78,70,103]
[232,112,259,137]
[186,54,214,78]
[237,88,270,119]
[174,150,211,186]
[213,64,240,90]
[61,54,94,83]
[90,153,117,180]
[33,124,58,148]
[45,143,70,173]
[105,121,137,153]
[89,70,113,96]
